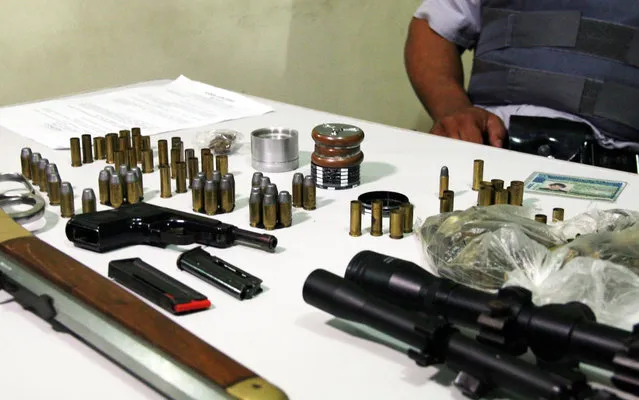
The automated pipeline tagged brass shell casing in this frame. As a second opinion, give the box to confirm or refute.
[472,159,484,191]
[70,137,82,167]
[81,134,93,164]
[20,148,32,179]
[249,189,262,228]
[370,200,383,237]
[128,147,138,166]
[175,162,188,193]
[508,181,524,206]
[141,135,151,151]
[401,203,414,233]
[37,160,49,192]
[60,191,75,218]
[158,140,169,166]
[292,173,303,208]
[113,151,124,171]
[82,191,97,214]
[204,181,219,215]
[119,136,129,152]
[109,178,124,208]
[262,198,277,231]
[535,214,547,224]
[478,181,494,206]
[119,130,131,148]
[215,154,229,175]
[349,200,362,237]
[187,157,199,188]
[220,181,234,213]
[105,133,118,163]
[127,178,140,204]
[389,209,404,239]
[170,148,181,179]
[99,178,110,205]
[278,196,292,228]
[29,153,41,182]
[303,176,316,211]
[94,137,106,160]
[439,175,449,199]
[131,127,141,137]
[552,208,565,222]
[440,190,454,213]
[142,149,154,173]
[201,148,211,165]
[203,153,214,180]
[133,134,142,162]
[47,177,61,206]
[159,165,172,198]
[192,184,203,212]
[494,188,509,204]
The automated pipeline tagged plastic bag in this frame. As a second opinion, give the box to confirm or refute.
[194,129,243,155]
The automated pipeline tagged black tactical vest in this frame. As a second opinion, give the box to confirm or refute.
[467,0,639,143]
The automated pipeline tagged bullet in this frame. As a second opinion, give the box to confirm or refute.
[223,173,235,205]
[94,137,106,160]
[170,148,181,179]
[303,175,316,210]
[187,157,199,188]
[389,209,404,239]
[192,176,204,212]
[126,171,140,204]
[212,170,222,186]
[113,151,124,170]
[491,179,504,191]
[185,149,195,163]
[440,190,454,213]
[159,165,172,198]
[401,203,414,233]
[278,191,292,228]
[220,177,234,213]
[37,159,49,192]
[60,182,75,218]
[20,148,32,179]
[262,193,277,230]
[204,179,219,215]
[98,169,111,205]
[508,181,524,206]
[292,173,303,207]
[174,161,187,193]
[552,208,565,222]
[349,200,362,237]
[203,153,214,180]
[370,199,383,237]
[196,171,207,182]
[104,165,116,176]
[252,172,263,188]
[142,149,154,173]
[535,214,547,224]
[249,187,263,227]
[478,181,493,206]
[141,136,151,152]
[81,134,94,164]
[45,164,58,181]
[70,138,82,167]
[47,173,61,206]
[158,140,169,166]
[30,153,42,183]
[215,154,229,175]
[259,176,271,194]
[264,183,278,198]
[439,166,449,198]
[133,134,142,162]
[128,146,138,166]
[119,165,130,200]
[132,166,144,200]
[82,188,97,213]
[494,189,509,204]
[106,133,118,163]
[472,159,484,191]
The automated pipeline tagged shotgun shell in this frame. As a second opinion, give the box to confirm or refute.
[94,136,106,160]
[203,153,214,180]
[491,179,504,191]
[82,188,97,213]
[220,177,233,213]
[187,157,199,187]
[60,182,75,218]
[401,203,414,233]
[349,200,362,237]
[113,151,124,171]
[98,169,111,205]
[278,191,292,228]
[37,159,49,192]
[70,138,82,167]
[216,154,229,175]
[141,135,151,152]
[249,187,262,227]
[106,133,118,163]
[185,148,195,163]
[159,165,172,198]
[20,148,32,179]
[252,172,263,188]
[494,188,509,204]
[440,190,454,213]
[223,173,235,205]
[204,179,219,215]
[47,173,61,206]
[552,208,565,222]
[158,139,169,166]
[81,134,93,164]
[472,159,484,191]
[259,176,271,193]
[170,148,181,179]
[370,199,383,237]
[303,175,316,210]
[132,166,144,200]
[262,193,277,230]
[389,209,404,239]
[133,134,142,162]
[478,181,494,206]
[508,181,525,206]
[142,149,154,173]
[191,176,204,212]
[30,153,42,183]
[439,166,449,198]
[126,171,140,204]
[292,173,303,207]
[535,214,547,224]
[176,161,187,193]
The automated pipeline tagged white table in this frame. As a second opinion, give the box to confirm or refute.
[1,81,638,400]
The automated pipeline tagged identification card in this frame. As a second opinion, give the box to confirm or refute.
[523,171,627,202]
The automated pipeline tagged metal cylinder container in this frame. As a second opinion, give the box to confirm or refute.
[251,127,299,172]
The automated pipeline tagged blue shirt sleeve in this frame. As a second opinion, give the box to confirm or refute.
[414,0,482,49]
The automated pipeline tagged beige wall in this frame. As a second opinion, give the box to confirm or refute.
[0,0,471,133]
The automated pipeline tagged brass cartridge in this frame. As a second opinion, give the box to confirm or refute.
[440,190,454,213]
[491,179,504,191]
[401,203,414,233]
[278,191,293,228]
[220,177,233,213]
[223,173,235,205]
[192,176,204,212]
[187,157,199,187]
[81,134,93,164]
[82,188,97,213]
[45,164,58,193]
[389,209,404,239]
[494,189,509,204]
[170,148,181,179]
[20,148,32,179]
[132,167,144,200]
[128,147,138,166]
[118,165,130,200]
[37,159,49,192]
[472,159,484,191]
[158,140,169,166]
[535,214,547,224]
[201,148,211,169]
[478,181,494,206]
[47,173,61,206]
[113,151,125,171]
[171,136,181,148]
[292,173,303,207]
[439,166,449,198]
[262,193,277,230]
[119,136,129,152]
[185,148,195,162]
[94,136,106,160]
[508,181,525,206]
[249,187,262,227]
[215,154,229,175]
[552,208,565,222]
[98,169,111,205]
[142,149,154,173]
[203,153,214,180]
[204,180,219,215]
[126,171,140,204]
[60,182,75,218]
[29,153,41,181]
[264,183,278,198]
[303,175,316,210]
[176,162,187,193]
[259,176,271,193]
[131,127,141,137]
[105,133,118,163]
[370,200,383,237]
[349,200,362,237]
[159,165,172,198]
[70,138,82,167]
[133,133,142,162]
[141,135,151,152]
[119,130,131,148]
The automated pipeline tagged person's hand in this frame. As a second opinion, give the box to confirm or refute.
[430,106,506,147]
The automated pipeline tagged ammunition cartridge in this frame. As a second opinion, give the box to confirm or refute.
[201,148,211,170]
[82,188,97,213]
[81,134,93,164]
[187,157,199,187]
[262,193,277,230]
[141,135,151,152]
[98,169,111,205]
[128,147,138,166]
[552,208,565,222]
[119,165,130,200]
[113,151,124,171]
[264,183,278,198]
[491,179,504,191]
[105,133,118,163]
[439,166,449,198]
[204,180,219,215]
[45,164,58,182]
[132,166,144,200]
[20,148,32,179]
[472,159,484,191]
[494,189,509,204]
[37,159,49,192]
[171,136,181,148]
[215,154,229,175]
[104,165,116,176]
[478,181,493,206]
[249,187,262,227]
[203,153,214,180]
[132,127,141,137]
[60,182,75,218]
[252,172,263,188]
[220,177,233,213]
[158,139,169,166]
[223,173,235,205]
[175,161,188,193]
[133,134,142,162]
[303,175,316,210]
[440,190,454,213]
[292,172,303,207]
[389,209,404,239]
[196,171,206,182]
[119,136,129,153]
[191,176,204,212]
[349,200,362,237]
[70,138,82,167]
[142,149,154,173]
[30,153,42,183]
[535,214,547,224]
[401,203,414,233]
[259,176,271,193]
[47,173,61,206]
[185,149,195,163]
[508,181,524,206]
[170,148,181,179]
[122,149,131,168]
[126,171,140,204]
[370,199,383,237]
[278,191,293,228]
[159,165,172,198]
[94,137,106,160]
[212,170,222,187]
[119,130,131,148]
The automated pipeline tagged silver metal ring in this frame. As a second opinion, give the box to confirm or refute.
[251,127,299,173]
[0,172,46,224]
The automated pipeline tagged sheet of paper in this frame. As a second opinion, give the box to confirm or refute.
[524,171,627,202]
[0,75,274,149]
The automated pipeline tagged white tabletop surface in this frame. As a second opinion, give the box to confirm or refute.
[1,81,638,400]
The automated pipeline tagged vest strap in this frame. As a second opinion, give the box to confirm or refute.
[477,8,639,68]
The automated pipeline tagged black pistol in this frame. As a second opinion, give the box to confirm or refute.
[65,202,278,253]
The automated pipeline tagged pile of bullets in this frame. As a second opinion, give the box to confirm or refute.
[349,199,414,239]
[191,170,236,215]
[98,165,144,208]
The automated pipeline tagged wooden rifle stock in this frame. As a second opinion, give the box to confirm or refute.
[0,209,287,400]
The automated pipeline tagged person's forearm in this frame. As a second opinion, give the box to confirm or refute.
[404,17,472,121]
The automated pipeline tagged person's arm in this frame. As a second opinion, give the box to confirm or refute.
[404,17,506,147]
